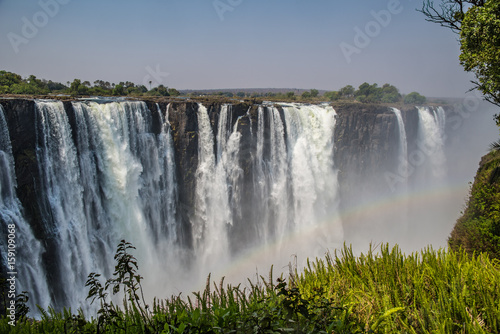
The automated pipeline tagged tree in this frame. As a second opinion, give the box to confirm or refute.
[418,1,500,106]
[0,71,22,87]
[113,84,125,96]
[418,0,486,33]
[69,79,82,95]
[404,92,427,104]
[69,79,89,96]
[459,0,500,106]
[355,83,382,102]
[310,89,319,98]
[302,91,311,99]
[381,83,402,103]
[339,85,355,98]
[324,91,340,101]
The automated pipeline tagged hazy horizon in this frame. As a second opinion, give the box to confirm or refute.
[0,0,477,97]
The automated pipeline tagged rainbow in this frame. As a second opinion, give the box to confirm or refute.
[210,182,470,285]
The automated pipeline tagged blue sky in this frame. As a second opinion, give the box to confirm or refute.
[0,0,475,97]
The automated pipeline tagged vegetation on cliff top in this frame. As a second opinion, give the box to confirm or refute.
[2,241,500,333]
[0,70,426,105]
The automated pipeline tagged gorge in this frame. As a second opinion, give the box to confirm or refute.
[0,98,496,315]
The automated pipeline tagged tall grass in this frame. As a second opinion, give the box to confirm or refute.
[2,243,499,333]
[300,244,500,333]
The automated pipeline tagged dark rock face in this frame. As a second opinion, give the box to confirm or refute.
[334,104,419,207]
[0,100,41,236]
[1,99,441,234]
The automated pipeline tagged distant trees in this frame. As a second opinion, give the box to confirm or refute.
[404,92,427,104]
[322,83,406,103]
[0,70,429,105]
[0,72,51,95]
[0,70,187,98]
[69,79,89,96]
[339,85,355,98]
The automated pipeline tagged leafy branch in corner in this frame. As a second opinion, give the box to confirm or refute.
[86,240,151,331]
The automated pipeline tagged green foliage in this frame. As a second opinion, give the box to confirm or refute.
[355,82,382,103]
[351,82,409,104]
[0,70,185,97]
[112,84,125,96]
[0,71,22,87]
[324,91,340,101]
[404,91,427,104]
[450,151,500,259]
[339,85,355,98]
[146,85,170,97]
[3,243,500,333]
[69,79,89,96]
[168,88,181,97]
[85,240,151,332]
[460,0,500,107]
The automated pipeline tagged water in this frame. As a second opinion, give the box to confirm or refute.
[391,107,408,190]
[416,106,447,184]
[0,105,50,314]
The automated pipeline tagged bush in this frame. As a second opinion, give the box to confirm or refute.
[404,92,427,104]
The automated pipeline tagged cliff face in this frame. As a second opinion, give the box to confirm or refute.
[449,151,500,259]
[333,103,422,205]
[0,99,440,242]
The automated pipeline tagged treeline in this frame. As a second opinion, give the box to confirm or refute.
[201,83,426,104]
[323,83,426,104]
[0,70,427,104]
[0,71,181,97]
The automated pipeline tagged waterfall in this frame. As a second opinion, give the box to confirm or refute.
[0,104,50,314]
[391,108,408,190]
[416,106,447,184]
[193,103,244,273]
[4,100,350,313]
[32,101,183,311]
[250,104,341,259]
[281,103,341,257]
[35,101,94,309]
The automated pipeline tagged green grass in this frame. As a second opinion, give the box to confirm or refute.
[2,243,500,333]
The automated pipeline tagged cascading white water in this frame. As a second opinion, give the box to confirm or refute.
[280,104,342,258]
[155,103,179,247]
[391,108,408,191]
[0,105,50,314]
[33,100,183,311]
[36,101,94,309]
[249,104,342,262]
[193,103,245,274]
[416,106,447,184]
